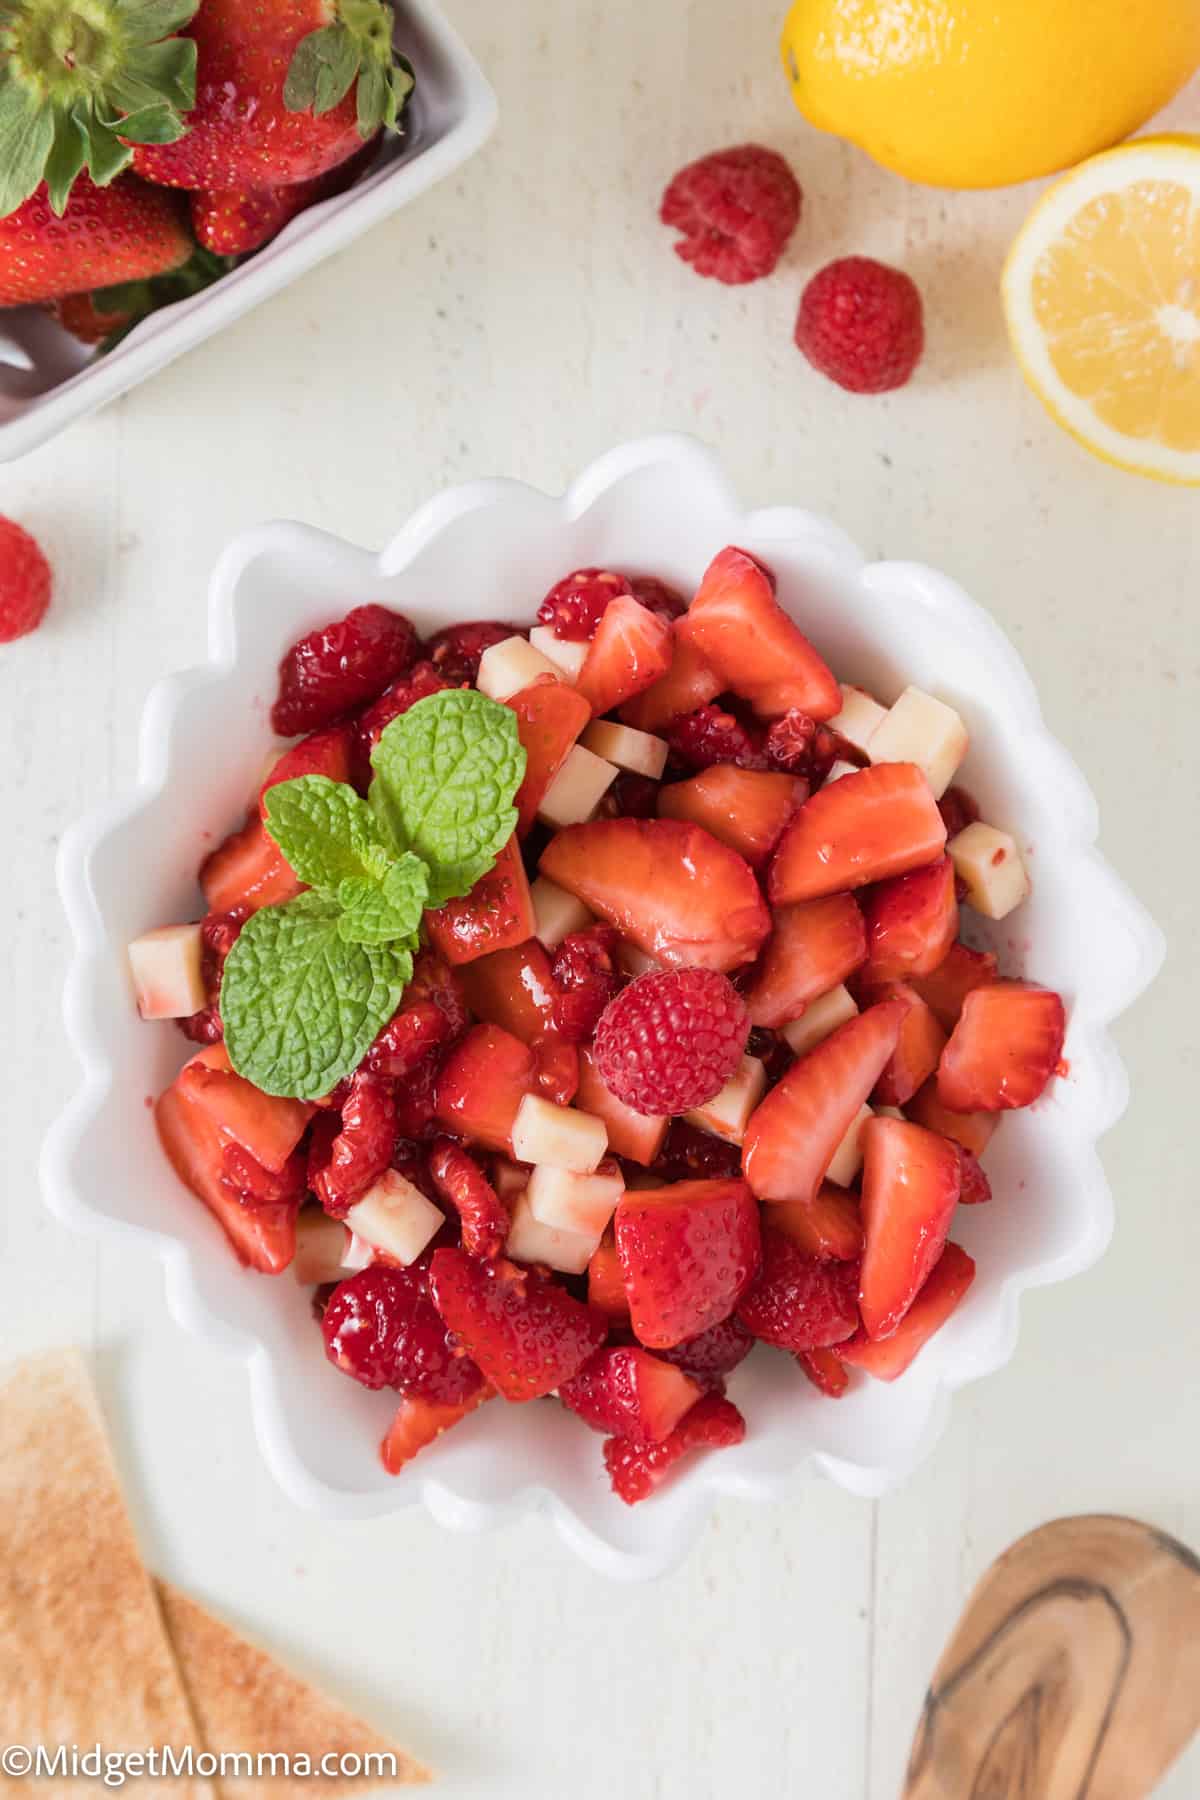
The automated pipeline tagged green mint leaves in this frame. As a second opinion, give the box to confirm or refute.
[222,690,525,1100]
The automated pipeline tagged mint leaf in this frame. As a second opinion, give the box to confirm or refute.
[337,854,428,946]
[369,690,525,907]
[222,893,411,1100]
[264,775,392,892]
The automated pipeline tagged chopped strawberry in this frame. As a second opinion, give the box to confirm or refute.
[858,1117,960,1339]
[956,1146,992,1205]
[861,855,958,982]
[458,939,558,1045]
[508,677,591,834]
[176,1045,312,1173]
[938,981,1066,1112]
[575,596,673,717]
[530,1038,580,1106]
[742,1000,906,1204]
[434,1024,539,1154]
[655,1315,755,1379]
[428,1250,608,1401]
[910,941,998,1034]
[560,1345,702,1444]
[769,764,947,904]
[380,1386,494,1474]
[665,704,768,772]
[199,810,305,915]
[677,546,840,720]
[259,724,353,817]
[537,568,632,639]
[310,1072,396,1219]
[657,766,804,868]
[770,1184,864,1262]
[906,1078,998,1159]
[937,784,980,840]
[428,1139,510,1260]
[155,1081,299,1275]
[859,981,947,1107]
[539,818,770,973]
[743,895,867,1029]
[365,999,453,1080]
[614,1177,761,1348]
[737,1230,860,1351]
[838,1243,975,1380]
[577,1044,669,1166]
[424,835,536,966]
[322,1263,486,1400]
[620,623,723,733]
[587,1234,631,1320]
[628,575,688,622]
[603,1392,746,1505]
[795,1346,849,1398]
[550,925,623,1043]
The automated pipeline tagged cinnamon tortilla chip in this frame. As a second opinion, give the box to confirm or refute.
[156,1582,430,1795]
[0,1350,213,1799]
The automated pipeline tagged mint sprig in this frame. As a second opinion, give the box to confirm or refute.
[221,689,526,1100]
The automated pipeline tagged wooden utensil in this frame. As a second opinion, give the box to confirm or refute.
[903,1515,1200,1799]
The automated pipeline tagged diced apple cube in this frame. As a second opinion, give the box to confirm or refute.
[128,923,206,1020]
[343,1233,375,1271]
[580,719,668,779]
[292,1211,353,1285]
[529,625,589,682]
[491,1158,531,1201]
[823,759,860,783]
[530,875,593,950]
[685,1055,768,1146]
[617,941,661,979]
[949,822,1030,920]
[781,985,859,1058]
[528,1158,624,1238]
[506,1189,600,1275]
[830,684,888,757]
[868,686,967,800]
[825,1103,873,1187]
[536,744,618,828]
[476,634,565,703]
[510,1093,608,1172]
[343,1170,445,1267]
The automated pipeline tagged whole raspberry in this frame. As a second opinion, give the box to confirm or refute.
[794,257,924,395]
[537,568,632,641]
[666,704,767,771]
[322,1264,484,1402]
[177,908,248,1045]
[0,518,52,644]
[593,968,750,1116]
[628,576,688,623]
[551,925,623,1043]
[272,604,418,736]
[356,660,452,780]
[426,620,520,686]
[661,145,801,285]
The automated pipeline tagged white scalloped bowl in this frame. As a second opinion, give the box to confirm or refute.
[43,435,1163,1579]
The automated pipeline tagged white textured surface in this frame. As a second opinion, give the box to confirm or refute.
[3,3,1198,1793]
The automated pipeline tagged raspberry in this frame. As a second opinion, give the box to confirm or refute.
[666,704,767,772]
[737,1231,860,1352]
[390,1047,445,1141]
[593,968,750,1116]
[322,1265,484,1403]
[272,604,419,736]
[365,998,452,1079]
[426,620,519,686]
[355,660,452,780]
[603,1392,746,1504]
[551,925,623,1044]
[428,1139,511,1260]
[656,1316,754,1379]
[628,576,687,624]
[795,256,924,395]
[405,949,471,1041]
[177,908,247,1045]
[310,1072,396,1218]
[764,709,838,784]
[660,145,801,285]
[938,784,980,840]
[0,518,52,643]
[652,1119,743,1183]
[537,568,632,641]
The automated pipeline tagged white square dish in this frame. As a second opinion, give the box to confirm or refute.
[42,434,1164,1580]
[0,0,496,464]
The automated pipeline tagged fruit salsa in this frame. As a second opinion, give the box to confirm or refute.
[130,548,1065,1505]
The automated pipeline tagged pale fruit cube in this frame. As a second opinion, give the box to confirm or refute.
[830,684,888,757]
[530,876,592,950]
[506,1189,600,1275]
[868,686,967,800]
[344,1170,444,1267]
[343,1233,375,1271]
[510,1093,608,1172]
[536,743,618,828]
[476,634,564,703]
[617,941,661,979]
[823,759,860,783]
[528,1158,625,1238]
[825,1103,873,1187]
[128,923,206,1020]
[491,1158,531,1200]
[781,985,859,1058]
[685,1055,768,1146]
[949,822,1030,920]
[580,719,668,779]
[292,1211,353,1286]
[529,625,588,682]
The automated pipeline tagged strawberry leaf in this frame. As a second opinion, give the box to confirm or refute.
[0,89,54,220]
[122,38,199,114]
[43,111,88,217]
[118,0,200,45]
[108,101,187,146]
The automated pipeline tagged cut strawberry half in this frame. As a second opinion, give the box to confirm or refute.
[861,855,958,982]
[577,1044,669,1166]
[434,1023,539,1154]
[657,766,805,868]
[156,1082,299,1275]
[910,941,998,1033]
[614,1177,761,1349]
[428,1250,608,1401]
[677,546,840,720]
[956,1146,992,1205]
[424,835,536,966]
[737,1229,860,1351]
[380,1386,494,1474]
[199,810,304,915]
[587,1233,631,1320]
[906,1079,998,1159]
[770,1184,864,1261]
[603,1391,746,1505]
[575,596,673,717]
[539,818,770,973]
[743,895,867,1029]
[508,677,591,835]
[176,1044,312,1173]
[742,999,906,1204]
[457,939,558,1046]
[838,1243,975,1380]
[938,981,1066,1112]
[858,1116,961,1340]
[795,1346,849,1398]
[258,724,353,819]
[860,981,947,1107]
[620,623,723,732]
[769,764,947,904]
[560,1345,702,1445]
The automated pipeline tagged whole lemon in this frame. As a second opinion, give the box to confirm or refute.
[780,0,1200,188]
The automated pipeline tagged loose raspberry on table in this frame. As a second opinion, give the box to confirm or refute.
[604,1392,746,1504]
[666,704,767,771]
[794,256,925,395]
[660,145,801,286]
[551,925,623,1044]
[428,1138,510,1260]
[628,576,688,623]
[764,709,838,783]
[537,568,632,641]
[652,1119,744,1183]
[355,660,451,779]
[593,968,750,1116]
[322,1264,484,1402]
[177,908,248,1045]
[272,604,419,736]
[426,620,519,686]
[310,1072,396,1218]
[0,517,52,644]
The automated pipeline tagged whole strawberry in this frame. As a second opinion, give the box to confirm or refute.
[0,519,52,644]
[0,176,192,307]
[795,256,925,394]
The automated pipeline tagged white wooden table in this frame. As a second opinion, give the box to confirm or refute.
[3,5,1197,1793]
